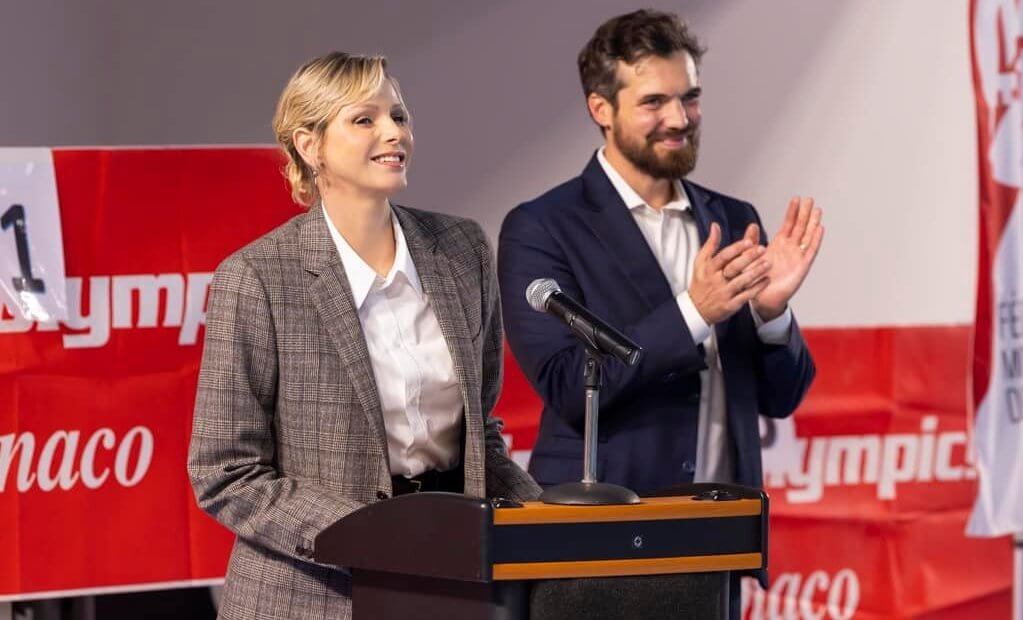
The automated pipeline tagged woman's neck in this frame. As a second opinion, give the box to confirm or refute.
[321,189,396,277]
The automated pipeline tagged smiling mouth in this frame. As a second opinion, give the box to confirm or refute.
[371,152,406,168]
[656,135,687,146]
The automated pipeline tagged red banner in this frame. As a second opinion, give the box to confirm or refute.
[746,328,1011,618]
[0,149,1012,617]
[0,149,301,599]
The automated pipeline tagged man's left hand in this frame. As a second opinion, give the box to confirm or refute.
[751,196,824,321]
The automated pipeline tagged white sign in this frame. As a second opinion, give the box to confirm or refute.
[0,148,68,322]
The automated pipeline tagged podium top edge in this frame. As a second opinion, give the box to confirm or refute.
[493,496,762,525]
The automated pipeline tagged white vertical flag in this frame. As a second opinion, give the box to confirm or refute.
[968,0,1023,538]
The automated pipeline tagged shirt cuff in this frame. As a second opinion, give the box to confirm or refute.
[678,291,712,344]
[751,304,793,345]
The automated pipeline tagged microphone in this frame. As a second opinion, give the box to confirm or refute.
[526,278,642,365]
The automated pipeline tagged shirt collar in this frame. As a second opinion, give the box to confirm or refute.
[596,147,691,213]
[322,205,422,310]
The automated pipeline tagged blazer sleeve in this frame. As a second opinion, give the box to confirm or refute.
[498,206,710,432]
[187,253,364,564]
[469,222,542,502]
[751,206,816,418]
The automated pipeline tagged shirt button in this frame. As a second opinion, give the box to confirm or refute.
[376,490,389,500]
[682,460,695,473]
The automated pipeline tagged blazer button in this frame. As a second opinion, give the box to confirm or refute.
[682,460,695,473]
[376,490,389,500]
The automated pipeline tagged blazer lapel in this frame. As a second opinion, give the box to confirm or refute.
[299,209,390,471]
[393,206,483,496]
[580,155,675,311]
[681,178,715,244]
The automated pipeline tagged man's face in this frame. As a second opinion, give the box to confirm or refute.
[606,51,702,179]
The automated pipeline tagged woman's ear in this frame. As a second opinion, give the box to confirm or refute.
[293,127,318,170]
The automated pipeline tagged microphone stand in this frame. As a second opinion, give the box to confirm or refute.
[540,347,641,505]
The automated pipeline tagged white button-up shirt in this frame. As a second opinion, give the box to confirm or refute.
[323,206,462,478]
[596,149,791,483]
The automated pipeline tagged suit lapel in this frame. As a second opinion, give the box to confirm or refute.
[681,178,715,244]
[394,207,483,495]
[394,208,472,344]
[299,208,390,471]
[580,155,674,311]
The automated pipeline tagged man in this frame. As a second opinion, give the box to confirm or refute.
[499,10,821,500]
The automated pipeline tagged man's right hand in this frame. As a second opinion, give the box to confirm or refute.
[689,223,771,325]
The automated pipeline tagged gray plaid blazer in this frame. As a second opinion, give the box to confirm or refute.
[188,205,541,620]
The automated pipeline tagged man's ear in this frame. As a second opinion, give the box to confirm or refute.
[587,92,614,133]
[293,127,318,170]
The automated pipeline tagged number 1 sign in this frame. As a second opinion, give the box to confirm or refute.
[0,149,68,322]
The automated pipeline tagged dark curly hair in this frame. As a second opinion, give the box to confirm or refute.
[578,9,706,105]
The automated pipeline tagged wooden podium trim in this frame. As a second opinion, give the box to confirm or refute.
[492,552,762,580]
[493,497,762,525]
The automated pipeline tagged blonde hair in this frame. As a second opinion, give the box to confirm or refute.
[272,52,400,206]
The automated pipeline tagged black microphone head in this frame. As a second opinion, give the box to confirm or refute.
[526,278,560,312]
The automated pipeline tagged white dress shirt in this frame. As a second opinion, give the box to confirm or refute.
[323,206,462,478]
[596,149,792,483]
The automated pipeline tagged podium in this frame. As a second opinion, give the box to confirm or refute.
[313,483,767,619]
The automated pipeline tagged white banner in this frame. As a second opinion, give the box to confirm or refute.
[968,0,1023,537]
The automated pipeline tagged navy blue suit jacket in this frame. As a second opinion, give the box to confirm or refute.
[498,154,815,495]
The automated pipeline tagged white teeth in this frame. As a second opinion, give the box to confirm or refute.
[374,155,402,163]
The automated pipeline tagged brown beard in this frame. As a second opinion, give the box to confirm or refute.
[612,123,700,179]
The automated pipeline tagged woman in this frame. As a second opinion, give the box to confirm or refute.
[187,52,540,620]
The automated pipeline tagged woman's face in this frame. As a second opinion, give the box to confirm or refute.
[316,80,413,200]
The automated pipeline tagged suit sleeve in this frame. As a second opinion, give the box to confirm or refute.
[187,254,364,565]
[498,206,710,432]
[750,205,816,418]
[469,223,543,501]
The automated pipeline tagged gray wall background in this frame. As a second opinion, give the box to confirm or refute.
[1,1,977,327]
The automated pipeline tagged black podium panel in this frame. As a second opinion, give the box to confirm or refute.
[530,573,727,620]
[353,570,528,620]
